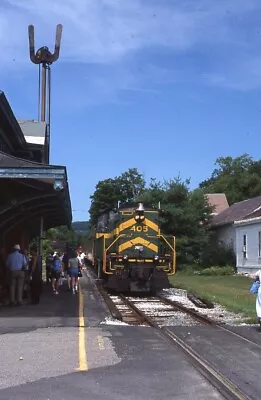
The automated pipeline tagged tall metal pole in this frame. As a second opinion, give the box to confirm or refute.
[41,64,47,122]
[28,25,62,281]
[28,24,62,164]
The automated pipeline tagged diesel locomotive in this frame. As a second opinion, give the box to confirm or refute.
[91,203,176,293]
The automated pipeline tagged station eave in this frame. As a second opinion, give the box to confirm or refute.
[0,151,72,235]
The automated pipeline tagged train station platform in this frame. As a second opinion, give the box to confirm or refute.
[0,269,108,335]
[0,269,225,400]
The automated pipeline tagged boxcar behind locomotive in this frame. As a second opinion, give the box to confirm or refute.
[91,203,176,293]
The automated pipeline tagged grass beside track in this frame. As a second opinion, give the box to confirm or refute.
[169,273,257,322]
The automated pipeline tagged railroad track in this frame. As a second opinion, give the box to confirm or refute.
[99,291,253,400]
[157,294,261,350]
[124,295,251,400]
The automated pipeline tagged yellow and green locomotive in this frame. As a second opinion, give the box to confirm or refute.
[92,203,176,293]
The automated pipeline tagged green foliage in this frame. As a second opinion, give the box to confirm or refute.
[90,171,214,266]
[89,168,146,224]
[72,221,91,235]
[89,153,261,268]
[89,178,121,224]
[31,226,78,260]
[199,266,235,276]
[200,233,236,267]
[199,154,261,203]
[156,180,213,265]
[117,168,146,201]
[175,265,202,275]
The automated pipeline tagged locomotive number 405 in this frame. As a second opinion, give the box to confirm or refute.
[130,225,148,232]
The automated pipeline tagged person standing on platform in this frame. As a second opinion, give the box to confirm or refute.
[68,250,81,294]
[51,253,62,295]
[29,246,42,304]
[6,244,27,306]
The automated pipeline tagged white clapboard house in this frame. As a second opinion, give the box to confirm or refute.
[208,194,261,274]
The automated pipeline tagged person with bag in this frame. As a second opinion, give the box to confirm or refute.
[51,253,62,295]
[68,250,81,295]
[250,270,261,326]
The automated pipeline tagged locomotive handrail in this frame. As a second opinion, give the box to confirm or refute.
[159,234,175,251]
[159,234,176,275]
[103,234,124,274]
[105,234,124,252]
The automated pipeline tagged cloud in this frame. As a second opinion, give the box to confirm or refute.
[1,0,261,98]
[2,0,260,62]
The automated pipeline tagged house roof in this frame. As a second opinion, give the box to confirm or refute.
[205,193,229,215]
[234,215,261,227]
[210,195,261,227]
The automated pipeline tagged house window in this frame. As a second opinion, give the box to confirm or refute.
[259,232,261,258]
[243,234,247,259]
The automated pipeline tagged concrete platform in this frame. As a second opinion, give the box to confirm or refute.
[0,270,226,400]
[168,325,261,399]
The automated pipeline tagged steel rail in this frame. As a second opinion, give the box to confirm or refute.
[120,295,250,400]
[157,294,261,350]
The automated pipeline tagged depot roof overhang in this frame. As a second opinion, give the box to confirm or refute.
[0,91,28,152]
[0,153,72,237]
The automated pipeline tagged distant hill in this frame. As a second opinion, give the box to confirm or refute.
[72,221,91,236]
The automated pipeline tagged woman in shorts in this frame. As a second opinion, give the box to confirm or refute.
[68,250,81,295]
[51,254,62,295]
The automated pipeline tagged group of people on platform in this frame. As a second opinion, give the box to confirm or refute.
[45,246,86,295]
[0,244,87,306]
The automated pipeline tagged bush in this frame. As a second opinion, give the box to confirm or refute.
[177,265,202,275]
[200,234,236,268]
[199,266,235,276]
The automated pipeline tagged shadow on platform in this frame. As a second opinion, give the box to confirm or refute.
[0,280,80,334]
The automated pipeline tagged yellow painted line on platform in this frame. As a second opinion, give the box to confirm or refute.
[97,336,105,350]
[77,285,88,372]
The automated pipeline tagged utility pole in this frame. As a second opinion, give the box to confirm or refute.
[28,24,63,164]
[27,24,62,277]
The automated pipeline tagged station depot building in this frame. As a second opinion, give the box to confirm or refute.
[0,90,72,252]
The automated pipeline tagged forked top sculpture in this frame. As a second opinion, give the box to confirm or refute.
[28,24,63,65]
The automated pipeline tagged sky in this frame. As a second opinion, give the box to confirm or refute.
[1,0,261,221]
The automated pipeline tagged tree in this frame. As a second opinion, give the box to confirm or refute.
[140,177,213,265]
[41,226,77,259]
[89,170,224,267]
[89,178,121,224]
[137,178,164,208]
[199,154,261,204]
[89,168,146,224]
[117,168,146,202]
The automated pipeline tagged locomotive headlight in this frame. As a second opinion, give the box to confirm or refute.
[135,215,145,221]
[154,255,159,261]
[123,255,128,260]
